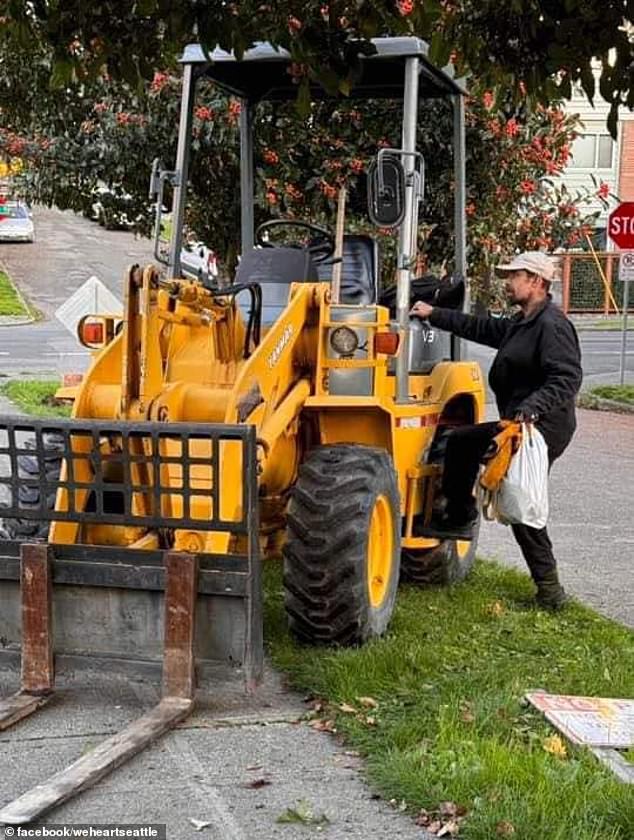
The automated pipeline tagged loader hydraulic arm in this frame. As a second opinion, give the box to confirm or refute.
[224,281,325,489]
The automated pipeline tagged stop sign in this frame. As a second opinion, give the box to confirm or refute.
[608,202,634,249]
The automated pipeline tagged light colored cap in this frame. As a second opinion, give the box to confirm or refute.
[496,251,557,282]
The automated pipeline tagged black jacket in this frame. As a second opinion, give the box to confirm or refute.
[428,299,583,457]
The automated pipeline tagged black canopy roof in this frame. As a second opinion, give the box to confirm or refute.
[180,37,465,102]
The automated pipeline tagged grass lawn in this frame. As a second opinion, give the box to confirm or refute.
[3,379,633,838]
[0,270,29,317]
[589,385,634,406]
[0,379,72,417]
[265,562,633,840]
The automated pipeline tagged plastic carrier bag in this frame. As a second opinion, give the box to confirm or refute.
[481,423,549,529]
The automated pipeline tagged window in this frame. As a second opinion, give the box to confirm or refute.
[569,131,615,169]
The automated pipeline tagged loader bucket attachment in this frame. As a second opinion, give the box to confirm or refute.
[0,416,262,824]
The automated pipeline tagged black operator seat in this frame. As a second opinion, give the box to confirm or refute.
[316,234,379,305]
[234,246,319,326]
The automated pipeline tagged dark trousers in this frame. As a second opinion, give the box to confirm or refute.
[442,422,559,585]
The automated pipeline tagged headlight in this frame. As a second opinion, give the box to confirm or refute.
[330,326,359,357]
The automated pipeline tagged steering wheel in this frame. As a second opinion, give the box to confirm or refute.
[255,219,335,264]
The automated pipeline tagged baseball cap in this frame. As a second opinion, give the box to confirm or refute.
[495,251,557,282]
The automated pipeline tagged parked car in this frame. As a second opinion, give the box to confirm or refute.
[0,201,34,242]
[180,241,218,284]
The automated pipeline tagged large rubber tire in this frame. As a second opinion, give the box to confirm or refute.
[400,517,479,586]
[283,444,401,646]
[0,434,64,541]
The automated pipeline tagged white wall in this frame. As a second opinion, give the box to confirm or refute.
[560,85,619,224]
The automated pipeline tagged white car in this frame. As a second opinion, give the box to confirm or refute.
[0,202,34,242]
[180,241,218,283]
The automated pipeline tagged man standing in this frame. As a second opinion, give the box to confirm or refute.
[410,252,582,610]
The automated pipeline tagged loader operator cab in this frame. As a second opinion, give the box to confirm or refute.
[234,220,380,325]
[152,37,469,390]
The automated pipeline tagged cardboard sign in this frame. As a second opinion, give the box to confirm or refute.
[526,691,634,748]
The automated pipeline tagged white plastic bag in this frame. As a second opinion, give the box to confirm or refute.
[489,423,549,529]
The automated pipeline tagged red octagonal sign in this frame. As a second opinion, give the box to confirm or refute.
[608,202,634,249]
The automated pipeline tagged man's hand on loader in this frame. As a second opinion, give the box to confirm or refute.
[410,301,433,319]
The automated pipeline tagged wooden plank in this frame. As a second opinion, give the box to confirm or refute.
[20,544,54,695]
[0,697,192,825]
[162,551,198,700]
[592,748,634,784]
[0,691,52,732]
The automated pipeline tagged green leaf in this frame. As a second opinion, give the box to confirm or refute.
[429,31,451,69]
[276,800,329,826]
[49,57,74,89]
[136,0,156,15]
[296,78,311,118]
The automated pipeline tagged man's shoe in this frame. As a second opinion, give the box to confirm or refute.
[535,583,570,611]
[421,511,478,541]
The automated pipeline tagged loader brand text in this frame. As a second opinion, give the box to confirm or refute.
[268,324,294,368]
[8,825,166,839]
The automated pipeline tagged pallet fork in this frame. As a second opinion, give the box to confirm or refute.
[0,418,262,825]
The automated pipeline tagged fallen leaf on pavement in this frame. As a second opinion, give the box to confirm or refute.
[416,808,431,826]
[243,778,271,789]
[309,718,336,733]
[496,820,516,836]
[246,765,262,771]
[276,800,330,825]
[437,820,460,837]
[542,734,567,759]
[189,818,212,831]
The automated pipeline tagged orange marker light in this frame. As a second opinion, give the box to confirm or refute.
[374,332,400,355]
[82,322,104,344]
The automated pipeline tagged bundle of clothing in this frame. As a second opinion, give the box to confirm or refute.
[378,273,465,317]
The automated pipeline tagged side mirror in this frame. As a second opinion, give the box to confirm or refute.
[367,155,406,227]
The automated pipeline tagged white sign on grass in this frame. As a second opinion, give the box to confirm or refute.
[55,276,122,339]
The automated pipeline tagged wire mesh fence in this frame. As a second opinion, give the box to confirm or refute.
[560,252,634,314]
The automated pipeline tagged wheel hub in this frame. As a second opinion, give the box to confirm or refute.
[367,494,393,608]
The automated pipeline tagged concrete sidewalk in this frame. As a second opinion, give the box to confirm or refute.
[478,407,634,628]
[0,664,430,839]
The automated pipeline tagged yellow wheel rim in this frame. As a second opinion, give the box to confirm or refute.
[367,494,394,608]
[456,540,471,559]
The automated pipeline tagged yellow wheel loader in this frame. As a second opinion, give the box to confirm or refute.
[0,37,484,824]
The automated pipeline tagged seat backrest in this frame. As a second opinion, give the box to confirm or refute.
[235,247,319,326]
[316,234,379,305]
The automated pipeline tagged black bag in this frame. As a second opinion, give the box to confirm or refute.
[378,274,465,317]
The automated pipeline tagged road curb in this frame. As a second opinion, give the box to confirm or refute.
[0,314,36,326]
[577,393,634,414]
